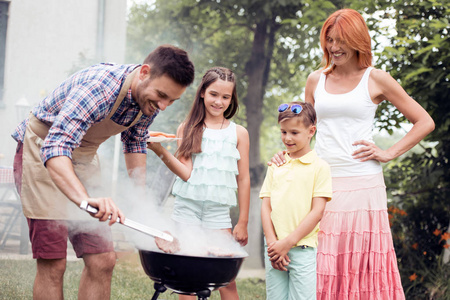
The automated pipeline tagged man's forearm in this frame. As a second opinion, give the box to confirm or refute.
[46,156,89,206]
[124,152,147,187]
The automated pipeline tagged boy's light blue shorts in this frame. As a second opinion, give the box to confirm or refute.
[171,197,232,229]
[264,243,317,300]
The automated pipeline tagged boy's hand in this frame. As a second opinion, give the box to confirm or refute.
[267,150,286,167]
[268,239,293,263]
[271,255,290,271]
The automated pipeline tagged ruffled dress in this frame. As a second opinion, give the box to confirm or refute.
[172,121,240,207]
[317,173,405,299]
[314,68,405,299]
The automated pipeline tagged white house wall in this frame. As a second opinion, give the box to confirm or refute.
[0,0,127,165]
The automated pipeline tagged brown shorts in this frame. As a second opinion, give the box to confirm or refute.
[28,218,114,259]
[14,142,114,259]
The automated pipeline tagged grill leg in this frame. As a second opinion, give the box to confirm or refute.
[197,289,211,300]
[151,282,167,300]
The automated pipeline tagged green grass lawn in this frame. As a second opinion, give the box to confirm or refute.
[0,253,266,299]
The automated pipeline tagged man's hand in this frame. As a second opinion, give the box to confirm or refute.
[87,197,125,225]
[81,198,125,226]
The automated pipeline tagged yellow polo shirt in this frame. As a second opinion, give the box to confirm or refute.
[259,150,332,248]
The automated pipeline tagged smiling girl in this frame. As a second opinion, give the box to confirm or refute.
[147,67,250,300]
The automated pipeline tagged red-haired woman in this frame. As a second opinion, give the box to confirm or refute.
[271,8,434,300]
[308,8,435,299]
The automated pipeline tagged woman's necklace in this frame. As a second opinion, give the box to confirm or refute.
[205,118,225,129]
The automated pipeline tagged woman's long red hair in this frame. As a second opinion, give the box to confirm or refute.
[320,9,373,74]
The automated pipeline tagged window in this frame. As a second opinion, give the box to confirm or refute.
[0,1,9,108]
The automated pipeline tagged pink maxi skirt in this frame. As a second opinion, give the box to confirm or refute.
[317,172,405,299]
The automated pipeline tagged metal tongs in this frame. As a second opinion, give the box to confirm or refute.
[80,200,174,242]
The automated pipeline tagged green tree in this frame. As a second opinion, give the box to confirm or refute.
[375,0,450,298]
[126,3,450,292]
[127,0,345,183]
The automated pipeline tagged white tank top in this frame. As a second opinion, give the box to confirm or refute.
[314,67,382,177]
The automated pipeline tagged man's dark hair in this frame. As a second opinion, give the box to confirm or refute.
[143,44,195,87]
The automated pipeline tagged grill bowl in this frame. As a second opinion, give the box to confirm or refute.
[138,249,246,294]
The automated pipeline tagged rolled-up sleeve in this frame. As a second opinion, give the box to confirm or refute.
[40,82,111,164]
[121,111,158,154]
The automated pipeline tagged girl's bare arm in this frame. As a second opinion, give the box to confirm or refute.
[233,125,251,245]
[147,123,193,181]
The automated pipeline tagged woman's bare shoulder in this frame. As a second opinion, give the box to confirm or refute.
[369,68,394,83]
[305,69,323,103]
[307,69,322,83]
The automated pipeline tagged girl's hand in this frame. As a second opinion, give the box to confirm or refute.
[146,141,164,152]
[352,140,393,163]
[232,222,248,246]
[267,239,293,263]
[267,150,286,167]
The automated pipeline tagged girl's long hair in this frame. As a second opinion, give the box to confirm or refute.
[320,8,373,74]
[176,67,238,159]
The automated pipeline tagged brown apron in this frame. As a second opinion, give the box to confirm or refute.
[20,67,142,220]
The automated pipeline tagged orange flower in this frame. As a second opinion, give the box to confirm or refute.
[409,273,417,281]
[444,244,450,249]
[433,229,442,236]
[423,251,427,255]
[440,232,450,241]
[388,206,400,214]
[399,210,407,216]
[411,243,418,250]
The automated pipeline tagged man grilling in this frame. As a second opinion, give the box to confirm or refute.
[11,45,194,300]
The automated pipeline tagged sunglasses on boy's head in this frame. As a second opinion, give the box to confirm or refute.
[278,103,303,114]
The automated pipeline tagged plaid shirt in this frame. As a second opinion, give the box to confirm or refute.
[11,63,158,164]
[0,166,14,184]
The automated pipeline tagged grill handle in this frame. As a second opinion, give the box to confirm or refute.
[79,200,174,242]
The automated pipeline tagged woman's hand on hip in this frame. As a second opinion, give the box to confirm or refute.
[352,140,393,163]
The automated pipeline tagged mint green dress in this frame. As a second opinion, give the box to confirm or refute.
[172,121,240,208]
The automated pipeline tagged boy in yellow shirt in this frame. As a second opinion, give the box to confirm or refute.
[260,101,332,300]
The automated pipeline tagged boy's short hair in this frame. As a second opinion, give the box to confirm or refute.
[143,44,195,87]
[278,101,316,127]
